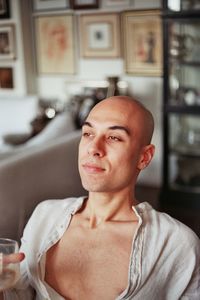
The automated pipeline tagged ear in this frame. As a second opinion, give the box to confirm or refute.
[137,144,155,170]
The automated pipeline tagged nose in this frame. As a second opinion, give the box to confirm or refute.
[87,137,105,157]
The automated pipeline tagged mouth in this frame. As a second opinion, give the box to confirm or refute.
[82,163,105,174]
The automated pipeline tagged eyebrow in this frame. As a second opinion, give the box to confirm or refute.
[82,121,130,136]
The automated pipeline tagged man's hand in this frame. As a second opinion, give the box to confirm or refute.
[0,252,25,298]
[2,252,25,265]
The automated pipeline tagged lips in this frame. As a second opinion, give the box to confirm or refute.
[82,163,105,174]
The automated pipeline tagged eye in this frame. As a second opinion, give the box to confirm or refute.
[82,132,93,138]
[107,136,122,142]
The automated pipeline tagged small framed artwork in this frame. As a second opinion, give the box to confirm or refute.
[80,13,121,58]
[33,0,70,11]
[0,25,16,60]
[35,14,75,74]
[71,0,99,9]
[0,67,14,88]
[123,10,163,76]
[0,0,10,19]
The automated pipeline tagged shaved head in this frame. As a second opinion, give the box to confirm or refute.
[87,96,154,146]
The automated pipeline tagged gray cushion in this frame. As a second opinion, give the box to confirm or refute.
[0,131,86,241]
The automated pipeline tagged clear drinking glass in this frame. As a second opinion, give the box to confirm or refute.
[0,238,20,291]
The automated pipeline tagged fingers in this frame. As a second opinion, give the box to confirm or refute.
[3,252,25,264]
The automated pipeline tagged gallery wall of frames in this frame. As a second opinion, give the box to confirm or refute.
[32,0,162,76]
[0,0,162,93]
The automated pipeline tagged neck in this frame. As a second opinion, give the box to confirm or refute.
[85,189,139,228]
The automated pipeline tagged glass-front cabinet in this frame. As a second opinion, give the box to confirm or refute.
[161,0,200,206]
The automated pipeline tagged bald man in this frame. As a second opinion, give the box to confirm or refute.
[1,96,200,299]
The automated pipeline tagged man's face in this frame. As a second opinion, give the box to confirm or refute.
[78,99,150,194]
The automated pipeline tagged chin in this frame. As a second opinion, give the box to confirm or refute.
[81,179,108,193]
[82,183,102,193]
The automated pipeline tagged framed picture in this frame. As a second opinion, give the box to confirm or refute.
[0,0,10,19]
[33,0,70,11]
[123,10,163,76]
[0,67,13,88]
[71,0,99,9]
[80,13,121,58]
[0,25,16,60]
[35,14,75,74]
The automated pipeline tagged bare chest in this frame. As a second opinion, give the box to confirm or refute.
[45,222,137,300]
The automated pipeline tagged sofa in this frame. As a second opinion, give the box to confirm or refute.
[0,97,75,160]
[0,112,86,242]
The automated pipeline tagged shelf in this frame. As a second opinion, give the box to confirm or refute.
[170,147,200,158]
[169,59,200,67]
[164,104,200,114]
[161,1,200,206]
[170,183,200,194]
[162,10,200,19]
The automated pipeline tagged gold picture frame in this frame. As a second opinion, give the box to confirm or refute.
[123,10,163,76]
[35,14,75,74]
[80,13,121,58]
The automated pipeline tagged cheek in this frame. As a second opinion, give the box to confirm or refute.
[109,150,133,170]
[119,150,140,171]
[78,143,84,166]
[78,140,85,156]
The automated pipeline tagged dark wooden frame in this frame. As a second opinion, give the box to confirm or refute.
[0,67,13,88]
[0,0,10,19]
[71,0,99,9]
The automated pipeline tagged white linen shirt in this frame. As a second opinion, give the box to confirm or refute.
[4,197,200,300]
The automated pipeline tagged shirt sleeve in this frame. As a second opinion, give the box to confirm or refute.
[178,229,200,299]
[180,250,200,299]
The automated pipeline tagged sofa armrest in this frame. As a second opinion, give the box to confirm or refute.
[0,130,86,241]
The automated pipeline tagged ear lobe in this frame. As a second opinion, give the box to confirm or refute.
[137,144,155,170]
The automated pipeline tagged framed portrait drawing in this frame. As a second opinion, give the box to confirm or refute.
[71,0,99,9]
[0,0,10,19]
[0,25,15,60]
[0,67,13,88]
[35,14,75,74]
[33,0,70,11]
[123,10,163,76]
[80,13,121,58]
